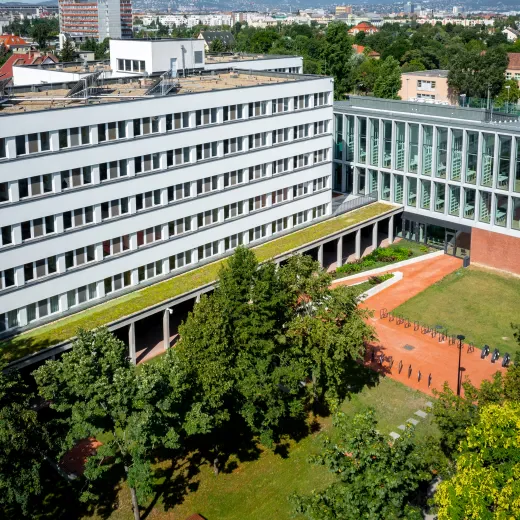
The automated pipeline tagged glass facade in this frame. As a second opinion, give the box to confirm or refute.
[513,197,520,229]
[334,114,343,160]
[383,120,392,168]
[434,182,445,213]
[408,124,419,173]
[395,122,405,171]
[369,169,378,194]
[420,179,431,210]
[466,131,478,184]
[370,118,379,166]
[448,185,460,217]
[358,117,367,164]
[436,127,448,178]
[451,129,463,181]
[480,133,494,188]
[394,174,403,204]
[381,172,390,201]
[495,194,507,227]
[497,135,511,190]
[422,125,433,176]
[479,190,492,223]
[515,138,520,193]
[464,188,475,219]
[408,177,417,207]
[346,115,354,162]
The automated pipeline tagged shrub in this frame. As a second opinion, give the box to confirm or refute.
[419,245,429,253]
[368,273,394,286]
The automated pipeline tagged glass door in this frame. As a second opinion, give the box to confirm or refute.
[445,231,456,256]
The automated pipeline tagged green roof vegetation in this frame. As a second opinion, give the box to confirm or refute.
[1,202,395,364]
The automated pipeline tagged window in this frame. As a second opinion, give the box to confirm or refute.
[15,131,51,155]
[248,132,267,149]
[61,167,92,190]
[98,121,126,142]
[169,250,192,271]
[313,204,327,219]
[0,137,5,158]
[23,256,57,282]
[272,128,289,144]
[249,101,267,117]
[168,217,191,237]
[314,149,328,163]
[196,108,217,126]
[314,120,328,135]
[19,174,53,199]
[272,218,288,234]
[223,104,243,121]
[314,92,328,106]
[100,160,128,181]
[100,198,129,220]
[66,283,98,309]
[104,271,131,294]
[21,216,55,240]
[272,98,289,113]
[249,164,266,180]
[294,124,309,140]
[166,112,190,131]
[1,226,12,247]
[135,191,160,211]
[196,142,218,160]
[249,225,267,242]
[223,137,243,155]
[133,116,160,136]
[224,233,244,251]
[249,194,267,212]
[25,296,60,324]
[102,236,130,258]
[63,206,94,230]
[134,153,160,174]
[197,176,218,195]
[167,182,191,202]
[293,183,308,198]
[224,201,244,219]
[293,211,308,226]
[58,127,90,149]
[117,58,144,72]
[197,209,219,228]
[224,170,244,187]
[137,226,162,247]
[272,188,288,205]
[194,50,203,64]
[0,268,15,291]
[273,158,290,174]
[198,241,219,260]
[138,261,163,283]
[167,147,190,166]
[65,245,96,268]
[313,176,328,191]
[293,154,309,169]
[294,95,310,110]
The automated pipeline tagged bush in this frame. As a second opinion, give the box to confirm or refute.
[368,273,394,285]
[419,245,429,253]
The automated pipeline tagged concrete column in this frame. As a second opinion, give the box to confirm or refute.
[388,215,395,244]
[337,235,343,268]
[18,307,27,327]
[355,229,361,260]
[196,292,201,303]
[128,322,136,365]
[158,114,166,133]
[90,124,99,145]
[372,221,379,250]
[94,204,102,223]
[163,309,170,350]
[5,136,16,159]
[125,119,134,139]
[129,232,138,250]
[12,223,22,245]
[59,293,68,312]
[57,253,66,273]
[96,280,105,299]
[317,244,324,267]
[49,131,59,152]
[15,265,24,287]
[9,180,19,202]
[131,268,139,286]
[55,214,64,234]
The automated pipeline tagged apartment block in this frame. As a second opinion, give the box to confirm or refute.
[0,40,333,337]
[333,97,520,274]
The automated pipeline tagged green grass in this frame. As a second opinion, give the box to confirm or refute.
[1,203,394,364]
[81,377,436,520]
[333,240,433,278]
[395,267,520,355]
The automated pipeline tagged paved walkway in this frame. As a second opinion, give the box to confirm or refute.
[333,254,506,396]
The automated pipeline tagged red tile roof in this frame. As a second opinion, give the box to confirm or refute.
[0,34,29,48]
[507,52,520,70]
[0,52,59,79]
[352,44,380,57]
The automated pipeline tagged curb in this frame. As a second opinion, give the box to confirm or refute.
[358,272,403,302]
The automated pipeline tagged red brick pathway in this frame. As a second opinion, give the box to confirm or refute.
[333,255,506,396]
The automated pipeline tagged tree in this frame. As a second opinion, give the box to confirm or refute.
[30,21,52,50]
[209,38,225,52]
[292,410,431,519]
[373,56,402,99]
[353,57,381,94]
[0,363,50,515]
[34,328,191,520]
[435,402,520,520]
[60,38,75,62]
[496,79,520,106]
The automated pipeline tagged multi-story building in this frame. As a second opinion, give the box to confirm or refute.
[333,97,520,275]
[0,39,333,338]
[399,70,457,105]
[59,0,132,43]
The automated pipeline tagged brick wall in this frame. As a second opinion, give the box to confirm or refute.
[471,228,520,275]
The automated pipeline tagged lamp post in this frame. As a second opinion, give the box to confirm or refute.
[460,93,466,108]
[456,334,465,396]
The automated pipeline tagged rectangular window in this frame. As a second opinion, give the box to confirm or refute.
[61,167,92,190]
[196,142,218,161]
[197,176,218,195]
[0,138,6,158]
[248,133,266,149]
[167,182,191,202]
[100,160,128,181]
[224,201,244,220]
[168,216,191,237]
[223,137,243,155]
[249,101,268,117]
[224,169,244,187]
[136,191,161,211]
[273,158,290,174]
[18,174,53,199]
[249,164,266,180]
[294,95,310,110]
[21,215,55,240]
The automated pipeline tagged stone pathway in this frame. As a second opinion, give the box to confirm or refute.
[388,401,433,440]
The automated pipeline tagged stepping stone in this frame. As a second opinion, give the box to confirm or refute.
[415,410,428,418]
[389,431,401,440]
[426,401,433,409]
[397,424,406,431]
[407,418,419,425]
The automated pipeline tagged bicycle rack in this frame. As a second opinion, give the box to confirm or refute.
[396,315,404,325]
[449,335,456,345]
[388,312,395,322]
[380,308,388,319]
[414,321,420,331]
[468,343,475,353]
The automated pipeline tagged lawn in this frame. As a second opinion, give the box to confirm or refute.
[1,202,394,364]
[395,267,520,355]
[75,377,436,520]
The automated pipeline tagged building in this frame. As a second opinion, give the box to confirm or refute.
[333,97,520,275]
[348,22,379,36]
[58,0,132,43]
[352,44,380,59]
[0,35,30,52]
[335,5,352,16]
[404,2,415,14]
[503,27,520,43]
[198,31,235,52]
[0,38,332,341]
[0,51,58,81]
[506,53,520,85]
[399,70,457,105]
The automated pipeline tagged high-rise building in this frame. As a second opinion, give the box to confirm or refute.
[335,5,353,15]
[333,97,520,276]
[59,0,132,43]
[0,39,333,343]
[404,2,415,14]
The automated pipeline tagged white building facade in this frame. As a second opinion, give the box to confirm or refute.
[0,69,333,336]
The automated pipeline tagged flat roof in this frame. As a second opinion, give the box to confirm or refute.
[205,53,300,64]
[402,69,448,78]
[0,71,299,114]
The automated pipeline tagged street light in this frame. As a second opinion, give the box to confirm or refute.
[460,93,466,108]
[456,334,465,396]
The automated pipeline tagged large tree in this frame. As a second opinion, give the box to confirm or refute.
[435,401,520,520]
[0,364,50,515]
[373,56,402,99]
[292,410,431,519]
[34,328,193,520]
